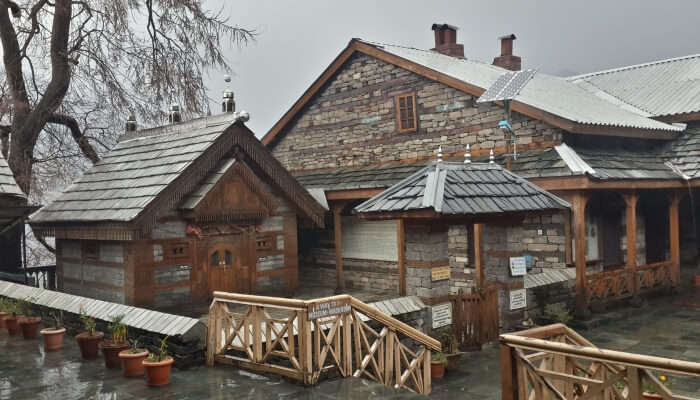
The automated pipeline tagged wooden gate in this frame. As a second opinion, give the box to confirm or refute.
[450,285,499,349]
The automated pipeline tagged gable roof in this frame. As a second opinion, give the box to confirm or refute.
[31,113,326,233]
[569,54,700,119]
[263,39,683,148]
[0,153,24,199]
[354,161,570,217]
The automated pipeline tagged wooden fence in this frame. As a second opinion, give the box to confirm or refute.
[450,285,500,349]
[500,323,700,400]
[207,292,441,395]
[586,260,673,304]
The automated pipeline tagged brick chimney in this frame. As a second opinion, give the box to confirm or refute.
[492,34,521,71]
[431,23,464,58]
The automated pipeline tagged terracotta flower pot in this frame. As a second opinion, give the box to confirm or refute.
[5,315,23,336]
[143,357,174,387]
[119,349,149,377]
[694,274,700,288]
[40,327,66,351]
[430,360,445,379]
[643,393,664,400]
[0,312,8,329]
[19,316,42,339]
[100,341,130,369]
[75,331,104,359]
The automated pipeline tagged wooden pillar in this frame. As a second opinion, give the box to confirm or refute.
[473,223,484,289]
[623,192,639,295]
[572,192,588,316]
[333,204,345,292]
[397,219,406,296]
[564,210,573,265]
[669,192,681,285]
[499,343,519,400]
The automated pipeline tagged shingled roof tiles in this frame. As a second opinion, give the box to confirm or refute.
[0,153,24,198]
[294,163,427,191]
[666,124,700,179]
[354,161,570,216]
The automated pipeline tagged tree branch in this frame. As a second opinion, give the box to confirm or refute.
[47,113,100,164]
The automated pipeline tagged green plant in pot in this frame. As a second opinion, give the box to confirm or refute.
[17,297,41,340]
[75,306,104,360]
[543,303,572,325]
[0,298,11,330]
[430,352,447,379]
[2,299,21,336]
[642,375,673,399]
[143,336,174,386]
[100,313,130,369]
[119,339,149,377]
[439,331,462,371]
[40,311,66,351]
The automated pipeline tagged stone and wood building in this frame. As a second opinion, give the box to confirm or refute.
[30,108,326,310]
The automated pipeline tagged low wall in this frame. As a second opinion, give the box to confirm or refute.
[0,280,206,369]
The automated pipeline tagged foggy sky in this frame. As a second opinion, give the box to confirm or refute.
[205,0,700,136]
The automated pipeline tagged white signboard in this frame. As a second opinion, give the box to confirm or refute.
[509,256,527,277]
[431,303,452,329]
[509,289,527,310]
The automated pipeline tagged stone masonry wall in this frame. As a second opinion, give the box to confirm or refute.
[448,225,476,295]
[405,227,449,299]
[270,52,564,172]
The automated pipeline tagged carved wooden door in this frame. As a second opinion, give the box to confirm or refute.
[208,243,237,295]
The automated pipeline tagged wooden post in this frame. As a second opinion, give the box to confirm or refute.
[572,192,588,316]
[206,301,218,366]
[299,310,313,385]
[564,210,573,265]
[333,204,345,292]
[253,306,263,363]
[669,192,681,285]
[397,219,406,296]
[474,223,484,289]
[343,313,353,376]
[385,329,394,386]
[423,348,431,395]
[623,192,639,295]
[500,343,518,400]
[627,366,641,399]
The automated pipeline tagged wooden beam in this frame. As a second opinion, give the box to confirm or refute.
[530,175,693,192]
[623,192,639,295]
[572,192,588,316]
[564,210,573,265]
[333,204,345,292]
[669,192,681,285]
[500,343,519,400]
[325,188,385,200]
[474,223,484,289]
[397,219,406,296]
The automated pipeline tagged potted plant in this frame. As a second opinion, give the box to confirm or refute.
[430,352,447,379]
[0,298,10,329]
[40,311,66,351]
[642,375,672,399]
[143,336,174,387]
[540,303,572,325]
[17,297,41,340]
[439,332,462,371]
[75,307,104,359]
[2,299,20,335]
[119,339,149,377]
[100,314,130,369]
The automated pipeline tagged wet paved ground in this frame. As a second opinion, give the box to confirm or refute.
[2,287,699,399]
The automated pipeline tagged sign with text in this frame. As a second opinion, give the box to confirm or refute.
[431,303,452,329]
[509,256,527,277]
[509,289,527,310]
[307,298,351,320]
[431,266,451,281]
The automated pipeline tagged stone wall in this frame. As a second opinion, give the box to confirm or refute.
[448,225,476,295]
[270,52,564,172]
[405,226,449,299]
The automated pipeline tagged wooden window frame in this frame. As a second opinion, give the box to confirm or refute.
[167,242,189,259]
[395,92,418,133]
[256,235,274,251]
[83,241,99,262]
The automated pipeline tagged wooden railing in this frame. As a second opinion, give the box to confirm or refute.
[500,324,700,400]
[450,285,499,349]
[586,261,673,304]
[207,292,441,395]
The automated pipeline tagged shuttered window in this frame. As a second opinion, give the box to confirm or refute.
[395,93,417,133]
[341,217,398,261]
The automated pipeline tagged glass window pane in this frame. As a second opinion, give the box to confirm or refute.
[225,250,233,265]
[211,251,219,266]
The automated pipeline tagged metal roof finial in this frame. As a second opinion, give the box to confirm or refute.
[489,148,495,164]
[464,144,471,164]
[437,145,443,163]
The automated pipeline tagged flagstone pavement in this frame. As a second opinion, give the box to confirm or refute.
[1,287,699,399]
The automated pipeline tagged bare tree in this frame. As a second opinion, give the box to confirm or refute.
[0,0,254,194]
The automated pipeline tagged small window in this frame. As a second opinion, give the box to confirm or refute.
[169,242,188,258]
[225,250,233,265]
[84,242,99,261]
[211,251,220,266]
[256,237,272,250]
[395,93,417,133]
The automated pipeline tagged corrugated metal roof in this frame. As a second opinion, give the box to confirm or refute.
[366,41,683,133]
[354,161,570,216]
[569,54,700,117]
[0,153,24,198]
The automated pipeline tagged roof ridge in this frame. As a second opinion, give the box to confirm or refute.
[118,113,239,143]
[358,39,503,69]
[568,53,700,81]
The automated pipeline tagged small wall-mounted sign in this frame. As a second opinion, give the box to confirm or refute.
[509,289,527,310]
[431,303,452,329]
[307,298,351,320]
[431,266,451,281]
[509,256,526,277]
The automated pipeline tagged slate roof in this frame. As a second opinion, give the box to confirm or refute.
[569,54,700,118]
[0,153,24,198]
[294,163,427,191]
[666,124,700,179]
[365,41,683,133]
[354,161,570,216]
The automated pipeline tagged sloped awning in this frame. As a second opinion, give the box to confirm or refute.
[354,161,570,220]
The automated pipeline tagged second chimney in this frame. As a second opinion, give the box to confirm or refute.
[168,103,182,124]
[431,23,464,58]
[492,34,521,71]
